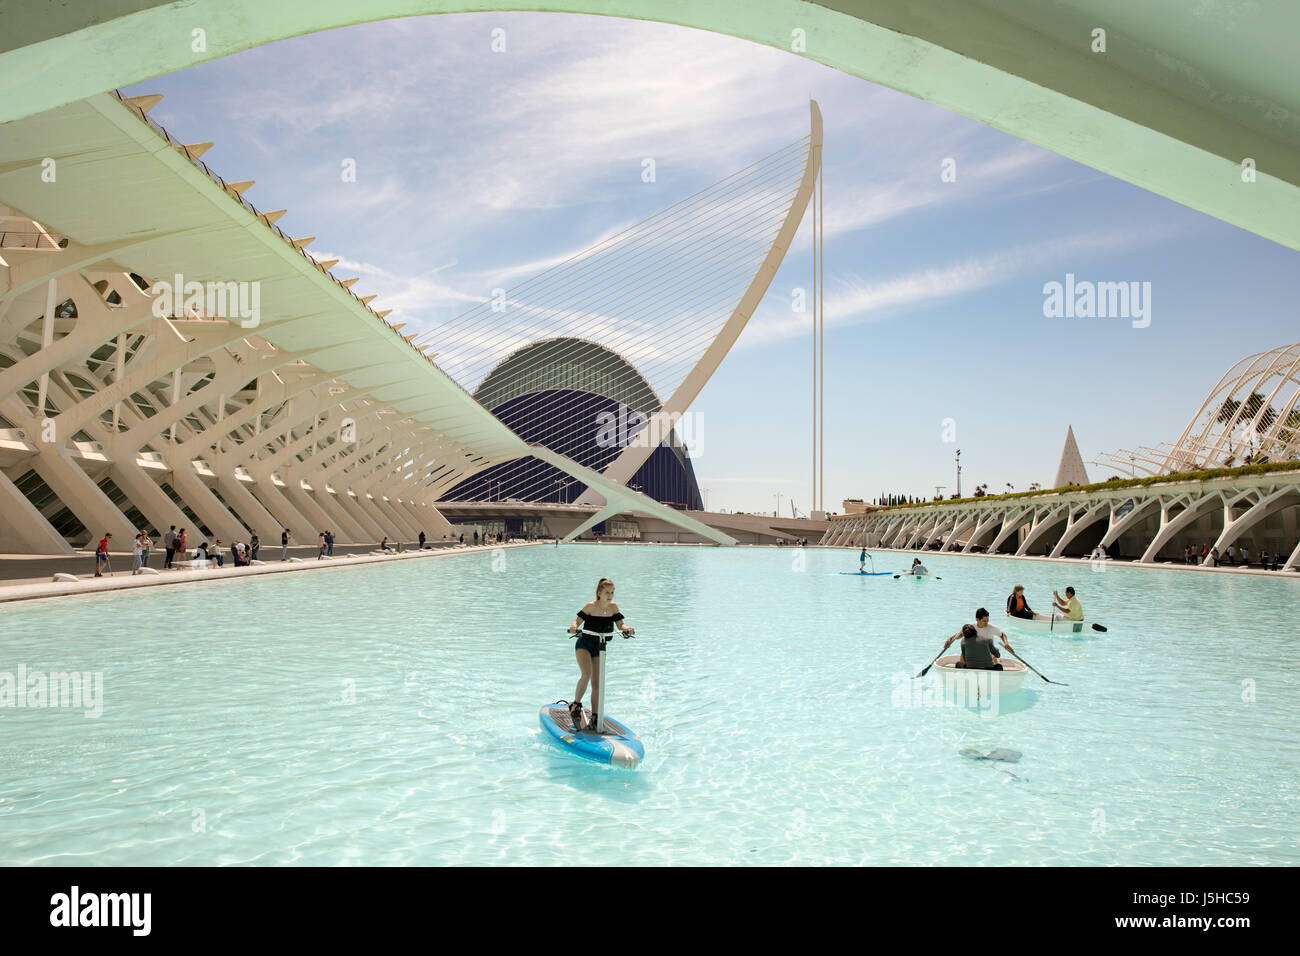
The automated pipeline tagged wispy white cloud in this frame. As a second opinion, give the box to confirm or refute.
[741,225,1180,347]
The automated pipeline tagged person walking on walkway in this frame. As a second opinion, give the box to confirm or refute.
[94,533,112,577]
[250,533,260,562]
[132,533,145,575]
[164,525,177,569]
[281,528,290,561]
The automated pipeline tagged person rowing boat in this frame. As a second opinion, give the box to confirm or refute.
[906,558,929,576]
[1052,586,1084,621]
[566,577,634,733]
[940,607,1015,668]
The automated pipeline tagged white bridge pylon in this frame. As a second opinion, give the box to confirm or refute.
[577,100,823,501]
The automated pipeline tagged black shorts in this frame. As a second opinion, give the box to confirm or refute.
[575,634,605,657]
[955,661,1003,670]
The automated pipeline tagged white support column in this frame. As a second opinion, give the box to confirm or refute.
[35,278,56,415]
[1211,485,1299,555]
[1140,491,1222,563]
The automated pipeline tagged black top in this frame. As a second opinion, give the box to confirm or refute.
[960,632,1001,668]
[577,609,624,634]
[1006,592,1034,615]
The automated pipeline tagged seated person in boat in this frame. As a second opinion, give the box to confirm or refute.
[942,623,1002,670]
[909,558,929,575]
[1052,586,1083,620]
[1006,584,1035,619]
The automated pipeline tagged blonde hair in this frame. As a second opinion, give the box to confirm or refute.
[596,577,615,598]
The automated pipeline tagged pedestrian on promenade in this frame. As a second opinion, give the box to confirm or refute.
[132,533,144,574]
[164,525,177,568]
[281,528,290,560]
[326,530,335,557]
[250,533,260,562]
[317,531,326,559]
[141,530,153,569]
[94,532,112,577]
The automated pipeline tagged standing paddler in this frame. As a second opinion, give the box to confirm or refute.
[566,578,634,733]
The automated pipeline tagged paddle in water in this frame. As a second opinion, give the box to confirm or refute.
[916,648,946,678]
[1006,647,1068,686]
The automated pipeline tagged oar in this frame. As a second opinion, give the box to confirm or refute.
[916,647,947,678]
[1005,647,1068,686]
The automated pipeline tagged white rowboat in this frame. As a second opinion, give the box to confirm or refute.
[933,655,1028,695]
[1004,612,1092,635]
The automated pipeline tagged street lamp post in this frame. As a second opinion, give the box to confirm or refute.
[774,492,783,517]
[955,449,962,498]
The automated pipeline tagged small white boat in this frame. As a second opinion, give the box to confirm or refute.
[933,655,1028,695]
[1004,612,1092,635]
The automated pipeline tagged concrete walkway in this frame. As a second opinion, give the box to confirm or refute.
[0,541,535,604]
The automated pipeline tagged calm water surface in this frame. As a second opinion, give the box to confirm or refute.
[1,544,1296,865]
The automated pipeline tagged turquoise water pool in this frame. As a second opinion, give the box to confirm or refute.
[1,544,1297,865]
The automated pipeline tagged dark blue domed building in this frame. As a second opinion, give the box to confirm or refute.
[441,337,702,509]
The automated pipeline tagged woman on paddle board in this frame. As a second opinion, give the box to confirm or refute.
[566,578,635,732]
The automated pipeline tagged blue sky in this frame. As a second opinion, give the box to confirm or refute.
[124,12,1300,515]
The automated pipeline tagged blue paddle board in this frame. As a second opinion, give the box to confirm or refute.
[539,703,644,768]
[840,571,891,576]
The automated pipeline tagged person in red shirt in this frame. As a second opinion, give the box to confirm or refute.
[94,533,112,577]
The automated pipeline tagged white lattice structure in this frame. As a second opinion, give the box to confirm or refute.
[0,91,819,554]
[822,469,1300,569]
[1097,344,1300,478]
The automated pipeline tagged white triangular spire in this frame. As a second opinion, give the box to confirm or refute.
[1054,425,1090,487]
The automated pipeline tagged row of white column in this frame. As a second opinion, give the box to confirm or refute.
[820,486,1300,570]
